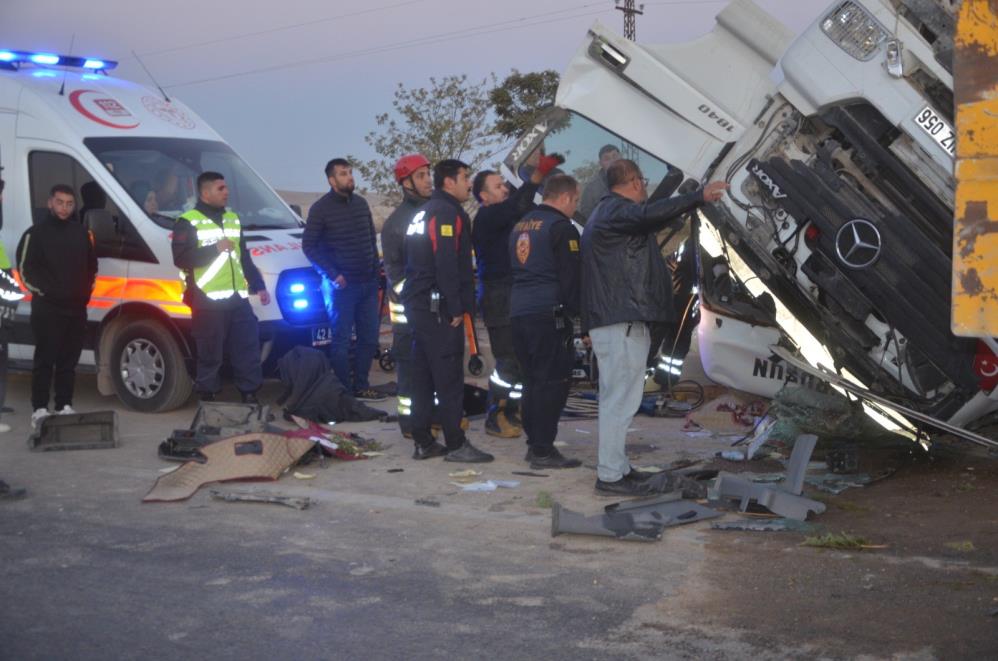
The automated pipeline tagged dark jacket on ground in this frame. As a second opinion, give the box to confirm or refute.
[381,188,429,300]
[303,188,379,284]
[401,190,474,320]
[16,212,97,311]
[580,190,703,332]
[171,200,265,310]
[509,204,581,318]
[277,346,385,423]
[472,181,539,283]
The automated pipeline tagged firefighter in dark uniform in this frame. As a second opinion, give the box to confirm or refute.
[381,154,432,437]
[471,151,564,438]
[402,159,493,463]
[172,171,269,403]
[509,174,584,469]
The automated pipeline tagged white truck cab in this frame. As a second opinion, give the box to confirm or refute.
[502,1,998,438]
[0,50,329,412]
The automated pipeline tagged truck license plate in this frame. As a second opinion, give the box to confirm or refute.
[913,106,956,157]
[311,326,332,346]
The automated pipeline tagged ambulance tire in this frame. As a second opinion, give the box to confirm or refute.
[109,319,193,412]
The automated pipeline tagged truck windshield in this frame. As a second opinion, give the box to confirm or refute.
[83,137,301,230]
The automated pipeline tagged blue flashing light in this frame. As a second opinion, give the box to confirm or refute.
[30,53,59,65]
[31,70,57,78]
[0,51,15,62]
[82,59,105,69]
[289,283,306,294]
[292,299,309,310]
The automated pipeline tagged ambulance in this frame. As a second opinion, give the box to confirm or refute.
[0,50,329,412]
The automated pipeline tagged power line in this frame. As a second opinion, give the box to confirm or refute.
[138,0,428,57]
[615,0,644,40]
[164,3,612,89]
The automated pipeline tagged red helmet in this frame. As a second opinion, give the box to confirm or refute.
[394,154,431,184]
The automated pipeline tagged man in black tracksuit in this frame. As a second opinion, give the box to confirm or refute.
[509,175,584,470]
[402,159,492,463]
[303,158,383,401]
[471,151,563,438]
[382,154,432,437]
[172,172,269,403]
[17,184,97,426]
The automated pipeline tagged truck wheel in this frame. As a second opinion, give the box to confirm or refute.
[109,319,193,412]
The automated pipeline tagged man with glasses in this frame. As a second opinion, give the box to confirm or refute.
[581,159,727,495]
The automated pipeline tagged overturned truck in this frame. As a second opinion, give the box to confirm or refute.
[503,0,998,446]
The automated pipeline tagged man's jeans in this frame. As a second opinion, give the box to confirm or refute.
[590,322,650,482]
[323,277,380,392]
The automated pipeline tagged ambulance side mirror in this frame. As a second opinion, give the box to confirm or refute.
[84,208,119,245]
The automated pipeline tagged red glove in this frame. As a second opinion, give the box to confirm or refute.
[536,153,565,177]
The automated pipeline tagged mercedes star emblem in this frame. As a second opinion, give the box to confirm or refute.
[835,218,882,269]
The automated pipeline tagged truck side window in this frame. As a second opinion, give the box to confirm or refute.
[28,151,157,263]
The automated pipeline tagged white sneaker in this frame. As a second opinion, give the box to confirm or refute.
[56,405,76,415]
[31,408,50,429]
[0,423,10,433]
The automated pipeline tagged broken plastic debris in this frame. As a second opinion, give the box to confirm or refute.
[362,451,384,457]
[293,471,316,480]
[456,480,520,492]
[448,469,482,479]
[720,450,746,461]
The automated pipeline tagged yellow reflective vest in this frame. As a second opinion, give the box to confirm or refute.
[177,209,248,300]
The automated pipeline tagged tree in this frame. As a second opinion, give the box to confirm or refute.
[350,74,501,203]
[489,69,560,140]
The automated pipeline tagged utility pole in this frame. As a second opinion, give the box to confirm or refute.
[615,0,644,41]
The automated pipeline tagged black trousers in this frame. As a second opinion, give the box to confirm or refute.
[480,279,522,392]
[191,297,262,395]
[391,319,413,435]
[511,313,574,455]
[31,300,87,411]
[409,308,466,450]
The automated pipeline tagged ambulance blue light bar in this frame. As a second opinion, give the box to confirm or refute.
[0,49,117,71]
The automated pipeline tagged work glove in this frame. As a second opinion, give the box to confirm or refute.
[536,153,566,177]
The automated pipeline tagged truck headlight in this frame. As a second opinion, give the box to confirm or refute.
[821,1,888,61]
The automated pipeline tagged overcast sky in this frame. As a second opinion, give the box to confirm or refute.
[1,0,832,192]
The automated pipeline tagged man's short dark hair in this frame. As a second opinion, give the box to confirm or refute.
[197,171,225,192]
[542,174,579,201]
[471,170,495,203]
[49,184,75,198]
[325,158,351,178]
[434,159,470,189]
[607,159,641,189]
[599,144,620,158]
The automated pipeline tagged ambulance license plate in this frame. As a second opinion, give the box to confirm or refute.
[913,106,956,157]
[311,326,332,346]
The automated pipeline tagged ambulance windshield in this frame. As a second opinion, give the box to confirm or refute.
[84,137,301,230]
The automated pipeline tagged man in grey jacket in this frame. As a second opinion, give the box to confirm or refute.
[581,159,726,496]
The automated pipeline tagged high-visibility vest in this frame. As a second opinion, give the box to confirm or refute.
[178,209,248,300]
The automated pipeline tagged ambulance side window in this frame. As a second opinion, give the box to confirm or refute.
[28,151,157,263]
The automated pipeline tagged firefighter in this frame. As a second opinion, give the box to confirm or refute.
[381,153,432,437]
[471,151,564,439]
[17,184,97,428]
[402,159,492,463]
[172,171,269,403]
[509,174,584,469]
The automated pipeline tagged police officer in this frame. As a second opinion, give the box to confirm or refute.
[471,151,564,439]
[509,175,584,469]
[402,159,492,463]
[381,154,432,437]
[172,171,269,403]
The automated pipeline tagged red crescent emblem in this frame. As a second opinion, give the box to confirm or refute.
[69,89,140,130]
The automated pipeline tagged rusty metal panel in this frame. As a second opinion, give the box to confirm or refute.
[953,0,998,337]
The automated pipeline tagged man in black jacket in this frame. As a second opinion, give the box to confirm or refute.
[471,152,563,439]
[172,172,269,403]
[17,184,98,428]
[303,158,384,402]
[509,174,583,470]
[381,153,432,437]
[402,159,492,463]
[582,160,726,495]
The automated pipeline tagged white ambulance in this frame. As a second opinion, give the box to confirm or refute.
[0,50,330,412]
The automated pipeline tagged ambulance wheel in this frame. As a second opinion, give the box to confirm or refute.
[110,319,193,412]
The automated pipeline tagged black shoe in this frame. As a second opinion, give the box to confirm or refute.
[354,388,387,402]
[444,442,494,463]
[530,448,581,470]
[524,448,534,462]
[240,392,259,405]
[412,442,448,460]
[595,476,655,496]
[198,392,216,402]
